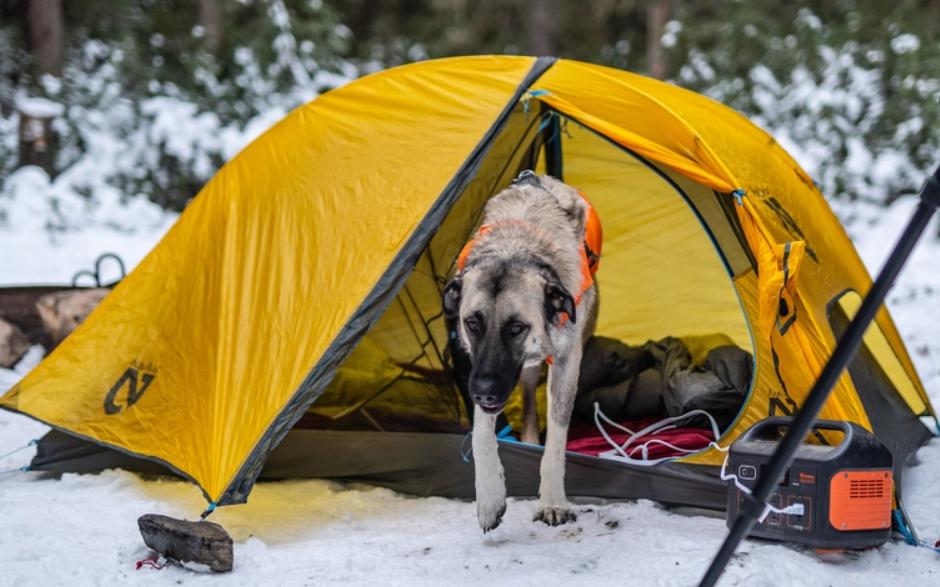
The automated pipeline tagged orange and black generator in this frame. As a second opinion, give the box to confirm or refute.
[726,417,893,549]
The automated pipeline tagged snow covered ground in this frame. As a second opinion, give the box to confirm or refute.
[0,167,177,285]
[2,177,940,583]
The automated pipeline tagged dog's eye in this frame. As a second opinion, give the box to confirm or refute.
[464,317,482,334]
[508,321,528,337]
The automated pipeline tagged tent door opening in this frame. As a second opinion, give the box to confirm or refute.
[301,105,757,465]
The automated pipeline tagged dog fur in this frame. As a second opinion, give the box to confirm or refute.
[443,174,598,532]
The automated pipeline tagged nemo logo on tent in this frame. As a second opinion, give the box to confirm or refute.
[104,362,157,415]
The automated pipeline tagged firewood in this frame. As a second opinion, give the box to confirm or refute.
[35,288,108,345]
[0,317,30,368]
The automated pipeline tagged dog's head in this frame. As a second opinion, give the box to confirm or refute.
[443,261,575,414]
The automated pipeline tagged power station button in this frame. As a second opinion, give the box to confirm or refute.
[738,465,757,480]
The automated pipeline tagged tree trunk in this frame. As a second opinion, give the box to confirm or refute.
[528,0,556,56]
[18,112,55,173]
[646,0,670,80]
[22,0,63,174]
[26,0,63,77]
[198,0,223,54]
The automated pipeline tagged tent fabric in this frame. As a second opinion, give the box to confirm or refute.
[532,61,928,414]
[553,119,752,350]
[2,56,934,510]
[31,429,729,510]
[1,55,549,503]
[829,302,933,489]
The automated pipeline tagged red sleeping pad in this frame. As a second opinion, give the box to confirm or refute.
[566,418,715,460]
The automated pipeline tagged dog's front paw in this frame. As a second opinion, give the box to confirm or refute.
[533,505,577,526]
[477,498,507,533]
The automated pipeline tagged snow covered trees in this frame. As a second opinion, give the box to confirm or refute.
[0,0,937,214]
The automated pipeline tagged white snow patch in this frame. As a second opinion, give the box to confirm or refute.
[0,166,176,284]
[15,95,65,118]
[661,20,682,49]
[797,8,823,31]
[0,346,44,391]
[891,34,921,55]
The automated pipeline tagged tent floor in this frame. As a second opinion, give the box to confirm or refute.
[30,428,727,510]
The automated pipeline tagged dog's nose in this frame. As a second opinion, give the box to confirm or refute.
[472,393,499,405]
[470,374,502,407]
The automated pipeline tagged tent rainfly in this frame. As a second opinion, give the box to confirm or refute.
[2,56,935,513]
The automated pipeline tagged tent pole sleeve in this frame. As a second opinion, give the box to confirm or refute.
[545,114,563,180]
[699,163,940,587]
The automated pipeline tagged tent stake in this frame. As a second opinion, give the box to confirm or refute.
[699,164,940,587]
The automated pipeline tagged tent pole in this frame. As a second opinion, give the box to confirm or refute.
[699,164,940,587]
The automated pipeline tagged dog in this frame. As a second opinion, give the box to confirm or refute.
[443,171,601,531]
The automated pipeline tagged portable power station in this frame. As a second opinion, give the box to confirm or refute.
[725,417,893,549]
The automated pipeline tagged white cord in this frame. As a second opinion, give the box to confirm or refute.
[592,402,805,521]
[718,449,805,521]
[592,403,724,466]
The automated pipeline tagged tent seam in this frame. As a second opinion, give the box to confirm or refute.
[213,56,559,506]
[560,60,741,189]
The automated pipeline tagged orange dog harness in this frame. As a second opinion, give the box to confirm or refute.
[457,190,602,321]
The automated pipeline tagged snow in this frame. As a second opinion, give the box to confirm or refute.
[15,95,65,118]
[1,421,939,585]
[891,34,921,55]
[0,346,43,392]
[661,21,682,49]
[0,166,176,285]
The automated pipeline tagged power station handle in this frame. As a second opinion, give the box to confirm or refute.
[737,417,852,448]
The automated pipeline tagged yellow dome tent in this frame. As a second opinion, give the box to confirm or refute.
[2,56,935,511]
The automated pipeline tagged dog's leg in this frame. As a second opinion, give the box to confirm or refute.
[473,405,507,532]
[520,365,541,445]
[534,347,581,526]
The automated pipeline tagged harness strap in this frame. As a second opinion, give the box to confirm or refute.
[456,181,602,364]
[457,194,602,308]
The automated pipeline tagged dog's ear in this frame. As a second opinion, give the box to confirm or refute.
[443,276,462,317]
[544,281,576,324]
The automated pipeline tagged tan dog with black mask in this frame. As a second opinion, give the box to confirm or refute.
[444,172,601,532]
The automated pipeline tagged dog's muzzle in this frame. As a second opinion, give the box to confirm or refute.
[470,374,509,414]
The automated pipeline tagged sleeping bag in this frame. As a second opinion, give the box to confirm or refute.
[574,336,752,430]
